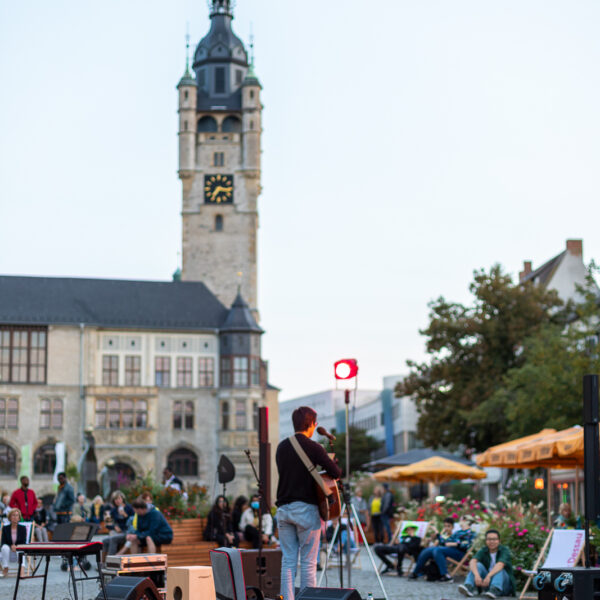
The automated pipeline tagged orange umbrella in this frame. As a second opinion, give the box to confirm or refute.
[373,456,487,485]
[476,429,557,468]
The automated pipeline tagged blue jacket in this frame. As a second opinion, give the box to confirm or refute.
[53,482,75,513]
[448,528,475,552]
[134,507,173,544]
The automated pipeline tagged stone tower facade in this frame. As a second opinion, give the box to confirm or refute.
[178,0,262,313]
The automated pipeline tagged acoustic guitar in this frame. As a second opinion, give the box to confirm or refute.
[316,472,341,521]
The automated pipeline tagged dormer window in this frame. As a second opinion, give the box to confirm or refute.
[215,67,226,93]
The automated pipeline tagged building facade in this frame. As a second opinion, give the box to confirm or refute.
[0,1,278,501]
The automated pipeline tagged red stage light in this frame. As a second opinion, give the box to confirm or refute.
[334,359,358,380]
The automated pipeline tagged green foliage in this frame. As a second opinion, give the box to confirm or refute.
[120,471,209,520]
[502,473,547,510]
[446,481,482,501]
[323,426,383,473]
[65,463,79,483]
[398,264,565,451]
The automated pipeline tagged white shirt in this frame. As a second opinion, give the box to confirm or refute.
[239,507,273,536]
[489,551,497,570]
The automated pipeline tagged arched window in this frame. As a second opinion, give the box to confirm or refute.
[222,401,229,430]
[197,116,218,132]
[0,443,16,476]
[222,116,242,133]
[34,443,56,475]
[215,215,223,231]
[168,448,198,477]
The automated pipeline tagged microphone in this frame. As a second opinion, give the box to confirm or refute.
[317,426,336,442]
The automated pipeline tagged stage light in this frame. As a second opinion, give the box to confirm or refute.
[534,478,544,490]
[334,359,358,380]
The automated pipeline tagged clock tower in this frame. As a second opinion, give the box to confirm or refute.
[178,0,261,312]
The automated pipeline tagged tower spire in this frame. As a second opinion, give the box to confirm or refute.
[210,0,233,18]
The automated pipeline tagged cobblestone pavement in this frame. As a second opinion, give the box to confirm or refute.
[0,548,497,600]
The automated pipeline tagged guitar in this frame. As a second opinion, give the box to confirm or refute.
[316,472,341,521]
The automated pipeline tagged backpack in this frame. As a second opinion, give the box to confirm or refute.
[423,558,441,581]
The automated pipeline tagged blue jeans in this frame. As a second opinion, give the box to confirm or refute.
[465,562,512,595]
[412,546,464,576]
[276,502,321,600]
[380,514,392,543]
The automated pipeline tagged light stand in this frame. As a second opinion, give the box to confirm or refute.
[325,359,388,600]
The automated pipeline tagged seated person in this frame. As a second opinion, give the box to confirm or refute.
[204,495,239,548]
[32,498,49,543]
[72,494,89,520]
[554,502,574,529]
[374,524,421,576]
[122,499,173,554]
[239,494,273,549]
[0,508,27,577]
[458,529,516,598]
[409,516,474,582]
[231,495,248,537]
[87,495,106,524]
[107,490,134,534]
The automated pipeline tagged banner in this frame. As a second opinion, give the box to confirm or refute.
[53,442,66,489]
[19,443,31,480]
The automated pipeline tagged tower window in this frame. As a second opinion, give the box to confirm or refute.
[198,116,218,132]
[236,69,242,85]
[215,215,223,232]
[184,90,188,100]
[222,116,241,133]
[250,120,254,130]
[198,69,206,87]
[250,90,255,99]
[184,120,188,131]
[213,152,224,167]
[215,67,226,93]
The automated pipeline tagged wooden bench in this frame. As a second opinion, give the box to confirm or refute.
[164,518,273,567]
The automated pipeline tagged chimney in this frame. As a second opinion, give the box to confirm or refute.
[566,239,583,257]
[519,260,532,283]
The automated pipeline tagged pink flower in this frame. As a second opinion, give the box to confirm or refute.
[522,529,528,534]
[452,513,458,519]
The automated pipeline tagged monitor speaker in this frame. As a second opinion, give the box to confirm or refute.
[296,588,362,600]
[96,576,160,600]
[240,548,281,598]
[583,374,600,522]
[167,566,215,600]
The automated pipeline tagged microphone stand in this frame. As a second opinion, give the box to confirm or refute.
[244,449,269,597]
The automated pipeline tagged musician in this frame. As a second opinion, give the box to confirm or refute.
[276,406,341,600]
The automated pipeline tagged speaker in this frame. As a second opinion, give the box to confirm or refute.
[240,548,281,597]
[96,576,160,600]
[296,588,361,600]
[583,375,600,522]
[217,454,236,485]
[167,566,215,600]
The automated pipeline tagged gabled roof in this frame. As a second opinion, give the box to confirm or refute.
[521,251,565,287]
[0,275,228,331]
[220,291,263,333]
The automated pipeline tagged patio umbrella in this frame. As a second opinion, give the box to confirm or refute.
[366,448,474,470]
[373,456,487,485]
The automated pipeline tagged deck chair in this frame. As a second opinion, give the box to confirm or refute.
[3,520,35,577]
[377,520,430,574]
[210,547,264,600]
[519,528,585,599]
[327,517,362,569]
[446,522,482,577]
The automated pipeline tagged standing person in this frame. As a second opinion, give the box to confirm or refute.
[32,498,49,542]
[53,472,75,525]
[275,406,342,600]
[380,483,395,543]
[240,494,273,548]
[369,486,384,544]
[0,509,27,577]
[9,476,38,521]
[458,529,516,598]
[350,487,369,541]
[162,467,184,493]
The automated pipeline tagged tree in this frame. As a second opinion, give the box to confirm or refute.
[499,267,600,438]
[397,265,564,451]
[320,426,382,474]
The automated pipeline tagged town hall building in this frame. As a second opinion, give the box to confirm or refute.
[0,0,278,500]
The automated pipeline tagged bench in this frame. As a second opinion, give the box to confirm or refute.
[165,518,274,567]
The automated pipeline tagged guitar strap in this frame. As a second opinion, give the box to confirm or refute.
[288,435,331,498]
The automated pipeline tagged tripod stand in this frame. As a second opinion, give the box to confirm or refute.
[318,389,389,600]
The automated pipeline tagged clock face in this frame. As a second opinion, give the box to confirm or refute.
[204,174,234,204]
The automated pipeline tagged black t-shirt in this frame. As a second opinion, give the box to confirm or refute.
[276,433,342,507]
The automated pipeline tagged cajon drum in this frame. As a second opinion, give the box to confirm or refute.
[167,565,216,600]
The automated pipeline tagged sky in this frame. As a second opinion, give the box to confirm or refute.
[1,1,599,401]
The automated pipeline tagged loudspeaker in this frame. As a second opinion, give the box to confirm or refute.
[96,576,160,600]
[167,566,215,600]
[296,588,361,600]
[217,454,236,484]
[583,375,600,522]
[240,548,281,598]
